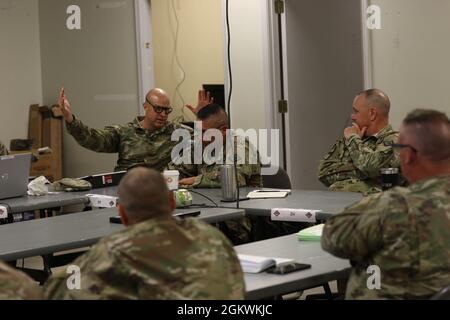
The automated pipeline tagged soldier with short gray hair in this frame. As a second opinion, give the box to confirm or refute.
[44,167,245,300]
[318,89,401,194]
[321,109,450,299]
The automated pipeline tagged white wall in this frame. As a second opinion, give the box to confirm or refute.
[0,0,43,147]
[226,0,269,131]
[151,0,224,122]
[39,0,139,177]
[369,0,450,128]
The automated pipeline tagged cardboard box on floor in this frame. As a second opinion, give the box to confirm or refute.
[28,105,63,182]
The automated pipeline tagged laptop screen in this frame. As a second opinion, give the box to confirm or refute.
[0,153,32,200]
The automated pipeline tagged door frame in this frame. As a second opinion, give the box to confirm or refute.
[134,0,156,115]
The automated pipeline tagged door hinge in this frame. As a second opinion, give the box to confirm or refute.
[278,100,288,113]
[275,0,284,14]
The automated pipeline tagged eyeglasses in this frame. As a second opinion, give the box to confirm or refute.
[384,141,418,152]
[145,98,173,115]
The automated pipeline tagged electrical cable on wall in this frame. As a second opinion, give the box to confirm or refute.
[225,0,239,209]
[169,0,187,121]
[225,0,233,127]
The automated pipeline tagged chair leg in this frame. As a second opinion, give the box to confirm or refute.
[305,283,340,300]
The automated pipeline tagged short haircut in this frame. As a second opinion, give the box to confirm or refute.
[359,88,391,117]
[117,167,171,221]
[403,109,450,162]
[197,103,227,120]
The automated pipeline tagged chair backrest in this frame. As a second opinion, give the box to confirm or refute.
[262,166,292,189]
[430,285,450,300]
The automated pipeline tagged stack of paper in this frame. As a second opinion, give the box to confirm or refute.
[237,254,294,273]
[297,224,324,241]
[247,189,291,199]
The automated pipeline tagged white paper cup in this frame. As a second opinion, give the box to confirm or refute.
[163,170,179,190]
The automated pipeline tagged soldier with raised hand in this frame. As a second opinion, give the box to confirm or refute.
[57,87,191,172]
[321,109,450,299]
[318,89,400,194]
[44,167,245,300]
[0,261,43,300]
[0,141,8,156]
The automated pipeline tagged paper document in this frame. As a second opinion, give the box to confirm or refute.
[297,224,324,241]
[238,254,295,273]
[247,189,291,199]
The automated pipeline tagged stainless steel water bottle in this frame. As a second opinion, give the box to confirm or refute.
[221,164,237,201]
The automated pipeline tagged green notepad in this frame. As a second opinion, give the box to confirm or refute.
[297,224,324,241]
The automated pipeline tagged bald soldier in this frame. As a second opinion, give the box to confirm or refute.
[318,89,401,194]
[57,87,192,172]
[0,261,42,299]
[0,141,8,156]
[45,167,245,300]
[322,109,450,299]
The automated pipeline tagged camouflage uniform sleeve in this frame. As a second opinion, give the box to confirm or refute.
[0,262,43,300]
[168,162,199,180]
[321,191,406,262]
[0,141,9,156]
[345,133,399,179]
[193,138,262,188]
[192,163,261,188]
[66,115,121,153]
[45,241,128,300]
[318,139,356,186]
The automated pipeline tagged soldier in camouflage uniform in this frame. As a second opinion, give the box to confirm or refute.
[0,141,8,156]
[321,109,450,299]
[45,168,245,300]
[0,261,42,300]
[168,101,261,244]
[57,87,192,172]
[169,103,262,188]
[318,89,401,195]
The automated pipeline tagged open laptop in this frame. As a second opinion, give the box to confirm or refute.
[0,153,32,200]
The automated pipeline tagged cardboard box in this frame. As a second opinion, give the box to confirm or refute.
[30,153,62,182]
[28,104,43,149]
[27,105,63,182]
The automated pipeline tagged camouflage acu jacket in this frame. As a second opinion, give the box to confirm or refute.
[0,261,43,300]
[66,116,192,172]
[168,137,262,188]
[321,175,450,299]
[0,141,8,156]
[44,215,245,300]
[318,125,400,194]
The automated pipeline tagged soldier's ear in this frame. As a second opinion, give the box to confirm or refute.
[168,191,176,211]
[118,204,130,226]
[369,107,377,121]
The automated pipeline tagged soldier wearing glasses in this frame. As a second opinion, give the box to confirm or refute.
[57,87,192,171]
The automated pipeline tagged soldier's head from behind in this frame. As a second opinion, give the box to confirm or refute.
[117,167,175,226]
[197,103,229,147]
[397,109,450,184]
[351,89,390,136]
[143,88,173,131]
